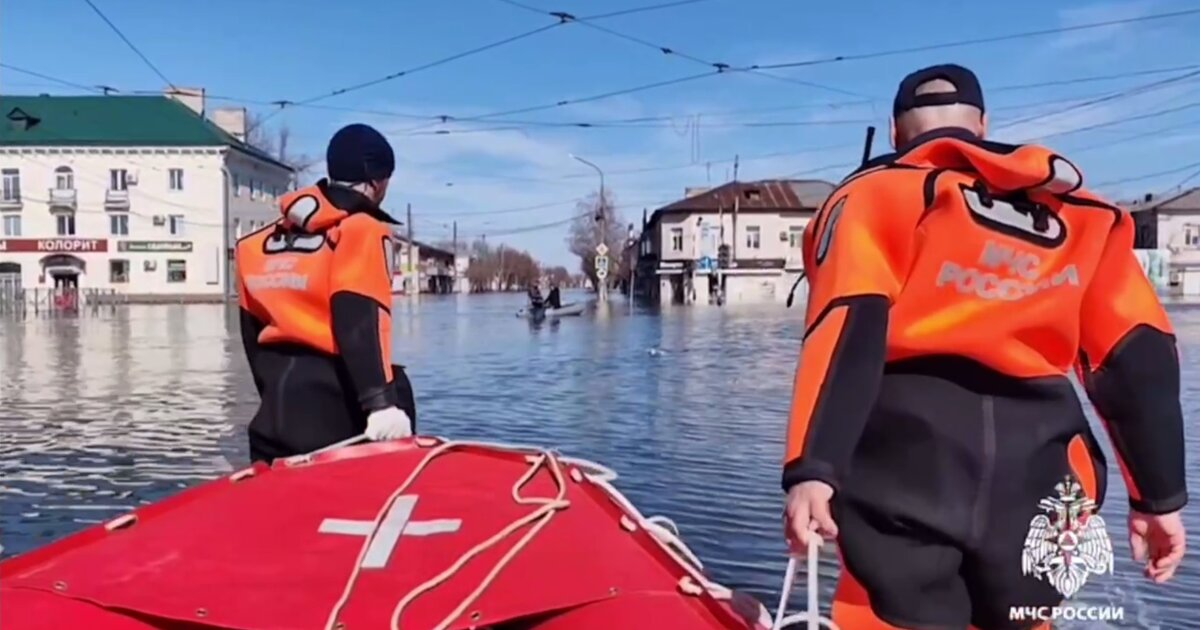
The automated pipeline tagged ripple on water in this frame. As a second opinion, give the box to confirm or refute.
[2,296,1199,628]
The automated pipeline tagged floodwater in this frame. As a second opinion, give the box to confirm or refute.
[1,293,1199,629]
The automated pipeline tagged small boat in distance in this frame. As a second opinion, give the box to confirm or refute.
[517,302,586,318]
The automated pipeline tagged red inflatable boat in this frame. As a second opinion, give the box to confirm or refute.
[0,437,815,630]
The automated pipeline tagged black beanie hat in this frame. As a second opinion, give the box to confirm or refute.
[326,123,395,183]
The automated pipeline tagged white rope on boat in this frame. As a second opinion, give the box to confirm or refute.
[308,436,837,629]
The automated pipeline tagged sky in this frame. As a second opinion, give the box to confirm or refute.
[3,0,1200,266]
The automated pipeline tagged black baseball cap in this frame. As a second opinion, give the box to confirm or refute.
[893,64,985,117]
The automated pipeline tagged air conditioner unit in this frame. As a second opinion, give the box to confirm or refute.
[126,172,139,185]
[152,215,166,226]
[779,231,788,242]
[144,260,157,271]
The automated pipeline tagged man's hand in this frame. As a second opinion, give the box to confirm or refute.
[1129,509,1186,584]
[783,481,837,554]
[365,407,414,441]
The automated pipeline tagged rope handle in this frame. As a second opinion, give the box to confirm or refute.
[770,538,838,629]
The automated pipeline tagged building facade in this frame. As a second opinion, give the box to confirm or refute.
[0,90,292,301]
[1129,188,1200,297]
[635,179,833,305]
[389,235,469,295]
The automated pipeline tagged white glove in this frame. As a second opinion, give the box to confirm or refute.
[365,407,413,441]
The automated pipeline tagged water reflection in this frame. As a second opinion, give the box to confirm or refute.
[1,295,1199,629]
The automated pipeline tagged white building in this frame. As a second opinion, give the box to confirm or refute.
[1129,188,1200,298]
[635,180,834,305]
[0,89,293,301]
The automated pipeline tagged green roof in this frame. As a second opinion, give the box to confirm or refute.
[0,94,291,171]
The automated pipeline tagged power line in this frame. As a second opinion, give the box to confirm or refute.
[286,23,563,109]
[1091,159,1200,189]
[757,8,1200,71]
[996,69,1200,131]
[492,0,872,101]
[81,0,175,90]
[420,69,722,126]
[990,64,1200,93]
[1034,100,1200,141]
[583,0,714,20]
[0,63,106,93]
[273,0,714,111]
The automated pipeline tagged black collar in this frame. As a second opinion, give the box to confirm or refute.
[320,179,401,225]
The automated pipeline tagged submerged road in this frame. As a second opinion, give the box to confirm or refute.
[1,292,1198,628]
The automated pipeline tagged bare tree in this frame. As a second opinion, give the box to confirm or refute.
[464,238,542,292]
[244,112,320,178]
[545,266,572,287]
[566,190,627,292]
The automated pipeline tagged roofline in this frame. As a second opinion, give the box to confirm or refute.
[1137,187,1200,212]
[225,145,295,173]
[644,205,818,231]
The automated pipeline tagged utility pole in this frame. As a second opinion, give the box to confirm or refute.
[406,203,414,294]
[571,153,608,303]
[451,220,458,293]
[731,155,740,262]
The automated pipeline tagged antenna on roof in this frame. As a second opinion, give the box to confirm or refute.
[97,85,119,95]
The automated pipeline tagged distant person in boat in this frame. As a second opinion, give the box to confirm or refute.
[545,285,562,309]
[782,64,1187,630]
[235,123,416,462]
[528,285,544,310]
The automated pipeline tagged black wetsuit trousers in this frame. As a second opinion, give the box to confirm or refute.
[246,345,417,463]
[835,357,1108,630]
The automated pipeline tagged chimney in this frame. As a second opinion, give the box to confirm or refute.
[684,186,709,198]
[165,87,206,116]
[1144,193,1154,203]
[212,107,248,142]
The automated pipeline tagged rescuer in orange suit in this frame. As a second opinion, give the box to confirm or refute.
[236,123,415,462]
[782,64,1187,630]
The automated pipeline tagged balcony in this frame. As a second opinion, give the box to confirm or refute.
[0,195,21,211]
[48,188,77,211]
[105,189,130,210]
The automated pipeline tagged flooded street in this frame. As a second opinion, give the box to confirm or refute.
[2,294,1199,628]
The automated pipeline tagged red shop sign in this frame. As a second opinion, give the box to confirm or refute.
[0,239,108,253]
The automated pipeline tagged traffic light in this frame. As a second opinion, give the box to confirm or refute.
[717,244,730,268]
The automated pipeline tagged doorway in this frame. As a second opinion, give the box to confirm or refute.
[0,261,21,302]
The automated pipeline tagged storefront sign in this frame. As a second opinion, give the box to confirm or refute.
[118,240,193,253]
[0,238,108,253]
[733,258,785,270]
[658,261,685,270]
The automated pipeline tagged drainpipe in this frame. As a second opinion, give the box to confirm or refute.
[220,164,231,302]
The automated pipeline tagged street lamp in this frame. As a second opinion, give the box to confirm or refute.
[569,153,608,303]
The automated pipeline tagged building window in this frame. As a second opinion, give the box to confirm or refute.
[2,214,20,236]
[110,169,128,191]
[169,168,184,191]
[110,259,130,283]
[1186,224,1200,248]
[788,225,804,249]
[670,227,684,252]
[110,213,130,236]
[232,173,241,197]
[746,225,761,249]
[1,168,20,202]
[168,214,185,235]
[251,180,261,200]
[233,217,242,238]
[167,259,187,283]
[55,166,74,190]
[56,213,76,236]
